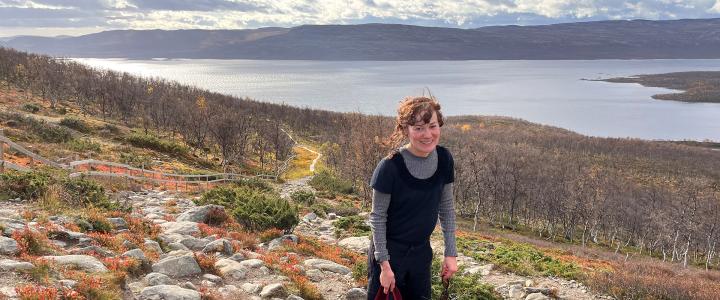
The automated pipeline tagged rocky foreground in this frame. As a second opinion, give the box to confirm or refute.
[0,189,611,300]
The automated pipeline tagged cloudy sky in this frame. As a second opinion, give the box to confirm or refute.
[1,0,719,37]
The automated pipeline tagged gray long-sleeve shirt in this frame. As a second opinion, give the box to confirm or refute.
[369,147,458,262]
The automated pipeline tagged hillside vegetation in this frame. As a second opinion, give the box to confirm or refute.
[1,47,720,299]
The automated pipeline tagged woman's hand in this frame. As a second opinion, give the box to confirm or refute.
[379,260,395,294]
[441,256,458,282]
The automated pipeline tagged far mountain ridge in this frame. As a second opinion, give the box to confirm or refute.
[3,18,720,60]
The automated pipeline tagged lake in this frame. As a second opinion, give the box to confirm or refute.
[74,58,720,142]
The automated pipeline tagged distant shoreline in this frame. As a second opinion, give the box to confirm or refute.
[593,71,720,103]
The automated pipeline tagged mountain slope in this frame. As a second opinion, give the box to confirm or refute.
[3,18,720,60]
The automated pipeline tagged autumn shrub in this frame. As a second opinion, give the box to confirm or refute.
[12,227,55,256]
[59,117,93,133]
[258,228,283,243]
[430,258,500,300]
[15,284,58,300]
[333,215,370,237]
[61,176,117,210]
[588,260,720,300]
[308,170,354,195]
[194,252,219,275]
[68,272,122,300]
[204,206,230,226]
[329,202,360,217]
[22,103,41,113]
[459,236,580,279]
[103,256,142,277]
[197,186,298,232]
[77,210,113,233]
[126,132,188,156]
[29,119,73,143]
[20,258,53,284]
[308,202,330,217]
[290,190,315,205]
[232,177,274,193]
[67,138,101,152]
[0,170,51,200]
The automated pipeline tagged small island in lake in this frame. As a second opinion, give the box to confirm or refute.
[597,71,720,103]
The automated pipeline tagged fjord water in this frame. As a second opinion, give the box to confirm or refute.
[75,58,720,142]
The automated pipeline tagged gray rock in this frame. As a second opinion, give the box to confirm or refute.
[41,255,108,273]
[240,259,264,268]
[122,240,139,250]
[327,213,337,220]
[203,273,223,283]
[345,288,367,300]
[107,217,128,230]
[338,236,370,253]
[0,286,18,298]
[508,285,525,299]
[140,285,201,300]
[228,253,245,262]
[525,293,550,300]
[122,248,148,262]
[69,246,115,258]
[268,235,299,251]
[179,236,210,251]
[168,242,190,251]
[464,264,493,276]
[0,236,19,255]
[144,239,163,253]
[176,205,226,223]
[58,280,78,288]
[241,282,261,294]
[523,287,552,295]
[182,282,197,290]
[145,272,175,286]
[305,269,323,282]
[303,212,317,222]
[215,258,247,279]
[0,259,34,271]
[152,253,202,277]
[303,258,351,275]
[260,283,286,298]
[287,295,304,300]
[160,222,200,235]
[202,238,233,255]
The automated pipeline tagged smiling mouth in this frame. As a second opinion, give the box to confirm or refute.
[420,140,433,145]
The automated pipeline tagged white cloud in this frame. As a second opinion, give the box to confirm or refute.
[1,0,719,37]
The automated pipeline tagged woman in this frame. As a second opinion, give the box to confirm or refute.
[367,96,458,300]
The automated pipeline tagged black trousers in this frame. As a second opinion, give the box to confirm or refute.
[367,238,433,300]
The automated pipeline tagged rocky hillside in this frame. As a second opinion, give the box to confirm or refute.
[0,181,615,300]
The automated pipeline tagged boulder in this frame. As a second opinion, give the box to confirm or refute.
[176,205,226,223]
[152,253,202,277]
[345,288,367,300]
[145,272,175,286]
[202,238,233,255]
[107,217,128,230]
[239,259,264,269]
[338,236,370,253]
[0,236,19,255]
[215,258,247,279]
[41,255,108,273]
[525,293,550,300]
[0,259,34,271]
[303,258,351,275]
[260,283,286,298]
[268,235,299,251]
[160,222,200,235]
[140,285,201,300]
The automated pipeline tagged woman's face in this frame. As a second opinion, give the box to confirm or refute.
[406,111,441,157]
